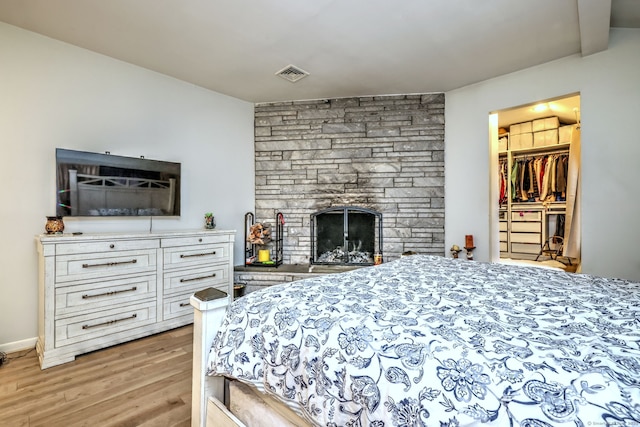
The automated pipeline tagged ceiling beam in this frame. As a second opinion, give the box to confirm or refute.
[577,0,612,56]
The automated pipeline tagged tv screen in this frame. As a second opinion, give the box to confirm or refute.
[56,148,181,217]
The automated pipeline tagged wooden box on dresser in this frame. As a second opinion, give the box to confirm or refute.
[36,229,235,369]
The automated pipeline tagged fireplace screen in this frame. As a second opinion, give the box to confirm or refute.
[310,206,382,265]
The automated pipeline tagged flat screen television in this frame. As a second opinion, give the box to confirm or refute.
[56,148,181,217]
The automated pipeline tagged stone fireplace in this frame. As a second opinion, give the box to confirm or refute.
[311,206,382,265]
[252,93,445,266]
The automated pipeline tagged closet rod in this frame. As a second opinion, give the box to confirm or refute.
[511,151,568,161]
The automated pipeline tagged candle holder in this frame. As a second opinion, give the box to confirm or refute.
[465,234,474,248]
[45,216,65,234]
[464,246,476,260]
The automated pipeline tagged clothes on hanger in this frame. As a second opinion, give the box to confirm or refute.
[508,153,569,204]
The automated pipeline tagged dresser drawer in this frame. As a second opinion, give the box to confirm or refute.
[163,264,229,295]
[55,302,156,348]
[55,275,156,318]
[163,244,230,270]
[163,293,197,321]
[161,234,232,248]
[511,222,541,233]
[511,242,541,254]
[512,211,541,221]
[55,239,159,255]
[163,281,228,321]
[510,232,541,244]
[55,249,157,283]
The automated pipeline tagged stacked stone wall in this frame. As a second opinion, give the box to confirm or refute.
[254,93,445,264]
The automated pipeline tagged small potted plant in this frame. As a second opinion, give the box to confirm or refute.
[204,212,215,229]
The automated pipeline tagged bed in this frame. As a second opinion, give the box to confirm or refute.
[191,254,640,427]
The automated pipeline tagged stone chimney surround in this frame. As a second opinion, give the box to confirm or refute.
[253,93,445,265]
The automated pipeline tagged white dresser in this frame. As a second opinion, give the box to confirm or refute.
[36,229,234,369]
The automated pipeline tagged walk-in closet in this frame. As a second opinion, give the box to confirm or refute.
[495,94,581,268]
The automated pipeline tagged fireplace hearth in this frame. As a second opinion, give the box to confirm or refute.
[310,206,382,265]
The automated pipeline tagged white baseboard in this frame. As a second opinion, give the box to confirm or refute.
[0,337,37,354]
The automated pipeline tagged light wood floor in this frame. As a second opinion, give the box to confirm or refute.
[0,325,193,427]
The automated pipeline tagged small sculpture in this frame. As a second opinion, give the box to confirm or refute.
[204,212,215,229]
[465,247,475,260]
[450,244,462,258]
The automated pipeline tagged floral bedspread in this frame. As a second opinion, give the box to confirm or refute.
[207,255,640,426]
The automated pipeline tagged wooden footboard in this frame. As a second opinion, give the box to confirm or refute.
[190,287,231,427]
[207,397,246,427]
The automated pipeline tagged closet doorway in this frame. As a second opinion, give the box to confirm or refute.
[489,94,581,271]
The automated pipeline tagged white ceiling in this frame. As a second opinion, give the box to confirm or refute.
[0,0,638,106]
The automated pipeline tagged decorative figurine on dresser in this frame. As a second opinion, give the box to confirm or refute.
[36,229,235,369]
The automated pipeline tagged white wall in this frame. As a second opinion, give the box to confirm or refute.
[0,23,255,352]
[445,28,640,282]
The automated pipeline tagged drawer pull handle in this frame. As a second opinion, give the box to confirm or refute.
[82,259,138,268]
[82,313,137,330]
[180,273,216,283]
[82,286,138,299]
[180,251,216,258]
[110,244,115,249]
[179,302,190,307]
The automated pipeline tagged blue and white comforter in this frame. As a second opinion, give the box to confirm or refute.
[207,255,640,426]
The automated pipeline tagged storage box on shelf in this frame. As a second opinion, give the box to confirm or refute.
[510,132,533,150]
[559,124,579,144]
[498,134,509,151]
[533,129,559,147]
[510,121,532,135]
[532,116,559,132]
[36,229,234,369]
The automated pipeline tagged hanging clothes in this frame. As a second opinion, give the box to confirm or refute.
[540,155,552,201]
[520,159,529,201]
[556,155,567,200]
[533,157,542,200]
[511,161,519,202]
[499,158,508,207]
[555,214,566,238]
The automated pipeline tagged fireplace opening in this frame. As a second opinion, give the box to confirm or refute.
[310,206,382,265]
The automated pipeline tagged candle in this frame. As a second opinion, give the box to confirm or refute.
[258,249,271,262]
[465,235,474,248]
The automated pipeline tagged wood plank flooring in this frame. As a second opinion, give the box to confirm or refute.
[0,325,193,427]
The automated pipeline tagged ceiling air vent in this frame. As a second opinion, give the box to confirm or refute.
[275,64,309,83]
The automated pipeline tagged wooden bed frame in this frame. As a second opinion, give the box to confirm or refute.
[190,289,310,427]
[190,289,230,427]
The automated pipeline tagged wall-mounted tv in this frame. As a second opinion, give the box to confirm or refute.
[56,148,181,217]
